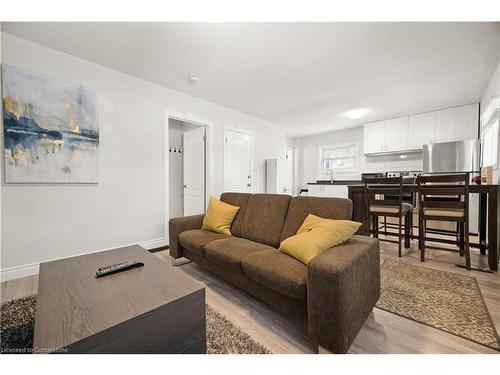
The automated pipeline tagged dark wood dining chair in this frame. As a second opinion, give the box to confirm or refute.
[417,174,470,270]
[363,176,413,257]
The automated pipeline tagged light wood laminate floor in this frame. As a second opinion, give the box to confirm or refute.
[2,238,499,354]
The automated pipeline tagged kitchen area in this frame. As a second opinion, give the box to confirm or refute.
[294,102,499,271]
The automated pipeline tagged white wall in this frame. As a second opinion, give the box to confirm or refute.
[480,59,500,183]
[168,119,185,219]
[295,126,423,190]
[1,33,291,279]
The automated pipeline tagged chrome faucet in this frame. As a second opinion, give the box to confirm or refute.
[326,168,334,183]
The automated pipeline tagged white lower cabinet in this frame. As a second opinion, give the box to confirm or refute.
[307,185,323,196]
[307,185,348,198]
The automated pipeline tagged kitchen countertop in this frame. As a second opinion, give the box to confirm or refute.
[307,180,361,185]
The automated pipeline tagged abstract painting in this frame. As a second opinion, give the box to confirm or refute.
[2,64,99,183]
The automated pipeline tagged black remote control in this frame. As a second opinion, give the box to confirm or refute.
[95,260,144,278]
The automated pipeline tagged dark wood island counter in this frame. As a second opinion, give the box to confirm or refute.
[348,184,499,271]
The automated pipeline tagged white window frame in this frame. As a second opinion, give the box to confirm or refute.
[318,142,359,174]
[480,98,499,169]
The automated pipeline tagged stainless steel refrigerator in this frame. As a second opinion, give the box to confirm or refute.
[422,139,480,233]
[423,140,480,174]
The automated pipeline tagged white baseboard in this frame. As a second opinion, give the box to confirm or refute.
[0,262,40,282]
[0,238,167,282]
[139,238,167,251]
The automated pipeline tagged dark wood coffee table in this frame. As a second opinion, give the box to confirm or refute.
[33,245,205,353]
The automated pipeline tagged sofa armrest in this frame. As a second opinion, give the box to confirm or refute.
[169,214,205,259]
[307,235,380,353]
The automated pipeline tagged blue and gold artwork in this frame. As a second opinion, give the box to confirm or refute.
[2,64,98,183]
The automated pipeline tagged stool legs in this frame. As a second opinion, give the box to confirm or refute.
[404,212,411,249]
[459,222,464,257]
[398,216,402,257]
[369,212,413,257]
[372,215,379,238]
[420,219,426,262]
[464,220,471,270]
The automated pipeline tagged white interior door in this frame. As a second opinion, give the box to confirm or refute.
[183,126,205,215]
[224,129,253,192]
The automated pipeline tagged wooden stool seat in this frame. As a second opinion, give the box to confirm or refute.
[370,202,413,215]
[422,208,465,218]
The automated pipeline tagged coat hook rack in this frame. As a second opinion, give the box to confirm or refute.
[169,145,183,154]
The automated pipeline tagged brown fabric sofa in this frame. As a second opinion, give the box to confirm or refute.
[169,193,380,353]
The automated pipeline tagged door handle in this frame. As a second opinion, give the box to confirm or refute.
[183,184,187,188]
[248,175,252,179]
[247,183,251,187]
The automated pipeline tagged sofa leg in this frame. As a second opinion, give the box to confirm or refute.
[318,345,334,354]
[171,257,191,267]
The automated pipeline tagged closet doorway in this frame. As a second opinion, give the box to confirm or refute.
[168,118,207,218]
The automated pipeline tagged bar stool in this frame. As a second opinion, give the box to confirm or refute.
[363,176,414,257]
[379,177,416,237]
[417,174,470,270]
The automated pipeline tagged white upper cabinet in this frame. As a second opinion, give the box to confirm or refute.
[363,120,385,154]
[408,112,435,150]
[455,104,479,141]
[363,103,479,155]
[435,107,456,143]
[384,116,409,152]
[434,103,479,143]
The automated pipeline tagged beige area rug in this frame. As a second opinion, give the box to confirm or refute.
[0,295,271,354]
[206,305,271,354]
[377,259,500,351]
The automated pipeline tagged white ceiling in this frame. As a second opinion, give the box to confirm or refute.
[2,22,500,137]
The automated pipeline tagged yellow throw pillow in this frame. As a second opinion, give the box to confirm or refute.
[279,214,361,265]
[202,196,240,235]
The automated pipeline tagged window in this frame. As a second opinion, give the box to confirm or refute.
[319,143,358,172]
[481,99,499,168]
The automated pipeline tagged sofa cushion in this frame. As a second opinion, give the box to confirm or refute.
[280,196,353,242]
[220,192,251,237]
[178,229,230,256]
[241,249,307,300]
[240,194,291,248]
[204,237,274,273]
[279,214,362,265]
[202,196,240,235]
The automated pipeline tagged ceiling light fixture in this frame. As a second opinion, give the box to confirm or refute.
[343,108,370,119]
[188,76,198,84]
